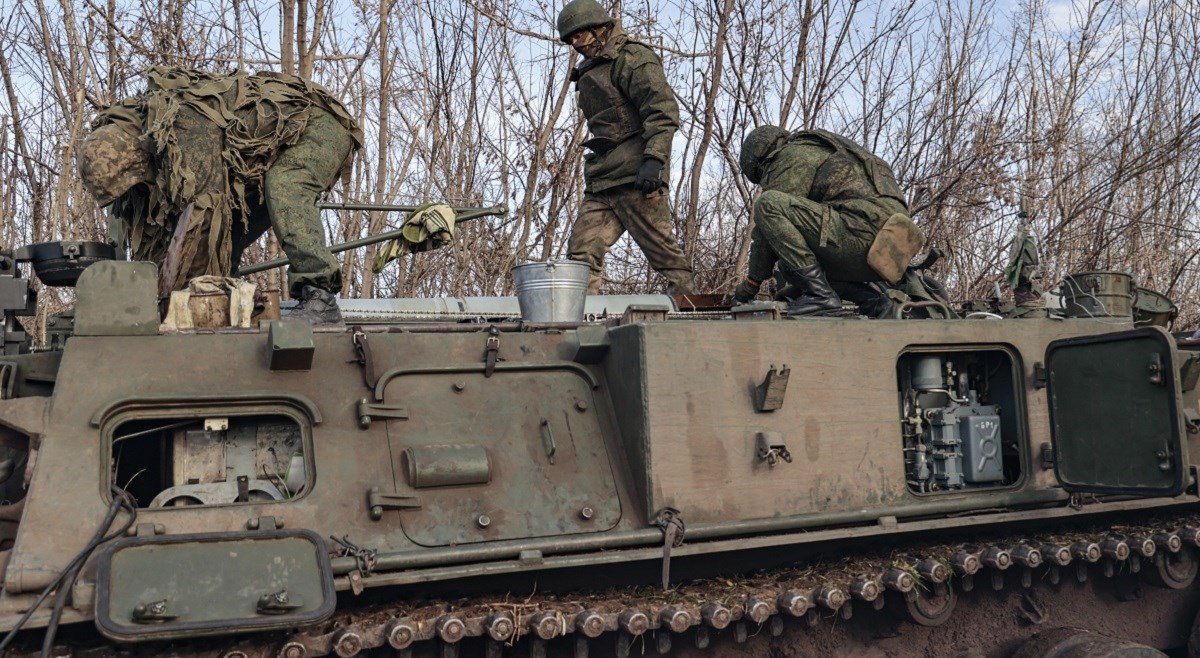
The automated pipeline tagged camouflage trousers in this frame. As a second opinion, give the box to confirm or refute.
[754,190,880,282]
[231,109,351,296]
[567,185,695,294]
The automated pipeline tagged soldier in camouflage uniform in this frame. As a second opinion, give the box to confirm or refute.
[556,0,695,295]
[733,126,922,316]
[77,68,362,323]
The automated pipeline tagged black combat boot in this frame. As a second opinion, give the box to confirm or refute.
[779,263,843,316]
[288,285,344,324]
[838,281,894,318]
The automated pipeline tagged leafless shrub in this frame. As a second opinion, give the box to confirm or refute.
[1,0,1196,330]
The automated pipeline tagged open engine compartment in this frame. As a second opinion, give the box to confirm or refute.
[898,348,1025,493]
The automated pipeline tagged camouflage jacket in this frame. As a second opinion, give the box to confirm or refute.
[570,27,679,193]
[96,68,363,286]
[747,130,909,282]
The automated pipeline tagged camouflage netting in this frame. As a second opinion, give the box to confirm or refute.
[94,68,362,291]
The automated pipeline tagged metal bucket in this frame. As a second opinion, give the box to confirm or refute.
[1133,287,1177,328]
[511,260,591,322]
[1060,271,1134,319]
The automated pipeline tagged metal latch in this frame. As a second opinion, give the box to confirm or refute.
[756,432,792,466]
[755,364,790,412]
[1040,442,1055,469]
[257,589,303,615]
[0,362,15,400]
[352,331,379,388]
[652,508,685,590]
[483,326,501,377]
[1033,362,1047,389]
[367,487,421,520]
[357,399,409,429]
[1184,409,1200,435]
[131,599,178,624]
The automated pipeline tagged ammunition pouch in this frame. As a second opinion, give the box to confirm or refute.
[867,213,924,284]
[891,271,957,319]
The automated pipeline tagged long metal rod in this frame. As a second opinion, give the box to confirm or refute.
[316,202,503,213]
[235,204,508,276]
[335,494,1198,590]
[329,489,1072,575]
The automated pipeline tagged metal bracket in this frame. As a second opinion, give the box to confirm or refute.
[1185,409,1200,435]
[756,432,792,466]
[1157,443,1176,473]
[367,487,421,520]
[247,516,281,531]
[754,364,790,412]
[0,362,15,400]
[257,589,303,615]
[357,399,409,429]
[1040,442,1055,469]
[131,599,177,624]
[1181,355,1200,393]
[620,304,669,324]
[1149,352,1165,386]
[1033,362,1048,389]
[134,523,164,538]
[540,419,557,464]
[352,331,379,389]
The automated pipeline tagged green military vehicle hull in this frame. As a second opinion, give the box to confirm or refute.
[0,253,1196,657]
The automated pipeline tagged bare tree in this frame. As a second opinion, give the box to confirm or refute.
[2,0,1198,326]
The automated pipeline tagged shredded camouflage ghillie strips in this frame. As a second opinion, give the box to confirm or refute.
[88,68,362,294]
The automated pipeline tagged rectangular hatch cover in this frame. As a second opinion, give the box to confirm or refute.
[1046,326,1187,496]
[95,529,335,642]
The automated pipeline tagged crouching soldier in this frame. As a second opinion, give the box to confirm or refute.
[732,126,923,316]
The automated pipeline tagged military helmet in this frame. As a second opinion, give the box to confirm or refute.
[738,125,788,184]
[557,0,614,43]
[77,123,150,207]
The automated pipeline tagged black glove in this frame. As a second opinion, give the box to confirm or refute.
[733,278,761,304]
[635,158,664,194]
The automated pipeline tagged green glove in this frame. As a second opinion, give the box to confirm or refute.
[733,278,761,304]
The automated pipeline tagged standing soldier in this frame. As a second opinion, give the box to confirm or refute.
[732,126,923,316]
[556,0,696,295]
[76,67,362,323]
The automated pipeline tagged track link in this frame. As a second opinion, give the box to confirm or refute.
[13,520,1200,658]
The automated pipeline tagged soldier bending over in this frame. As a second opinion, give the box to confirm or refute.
[77,68,362,324]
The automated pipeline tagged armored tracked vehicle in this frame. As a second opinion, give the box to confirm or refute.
[0,237,1196,657]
